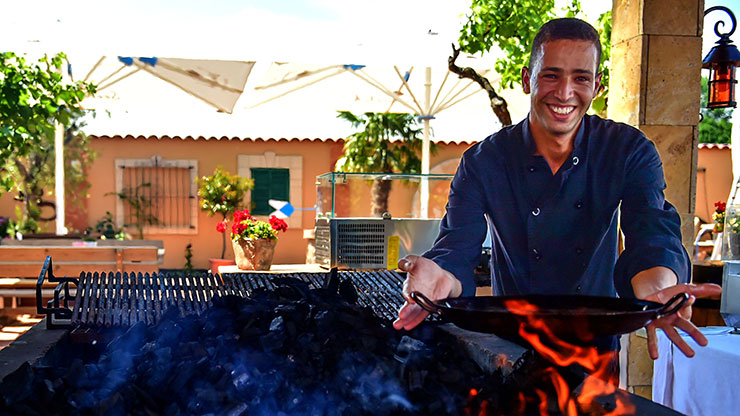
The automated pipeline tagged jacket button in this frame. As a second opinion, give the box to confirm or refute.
[575,247,583,254]
[575,201,583,209]
[576,284,582,292]
[532,208,540,216]
[528,166,535,172]
[532,248,542,260]
[572,156,579,165]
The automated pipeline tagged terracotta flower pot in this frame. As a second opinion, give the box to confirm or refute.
[232,238,277,271]
[208,258,235,274]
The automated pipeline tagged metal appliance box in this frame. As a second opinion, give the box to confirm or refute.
[315,217,441,269]
[721,260,740,328]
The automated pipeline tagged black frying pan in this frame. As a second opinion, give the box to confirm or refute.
[410,292,689,345]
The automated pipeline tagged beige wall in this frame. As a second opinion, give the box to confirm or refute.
[0,136,473,271]
[84,136,342,269]
[695,145,733,223]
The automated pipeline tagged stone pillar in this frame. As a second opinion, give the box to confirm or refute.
[609,0,704,254]
[609,0,705,399]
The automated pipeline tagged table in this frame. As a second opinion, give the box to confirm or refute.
[653,326,740,416]
[218,264,328,274]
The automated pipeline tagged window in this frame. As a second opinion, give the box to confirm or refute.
[238,152,303,229]
[115,156,198,234]
[250,168,290,215]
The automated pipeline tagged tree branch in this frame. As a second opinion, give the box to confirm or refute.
[448,44,512,127]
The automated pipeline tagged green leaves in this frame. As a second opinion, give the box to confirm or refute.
[335,111,427,174]
[1,52,97,234]
[459,0,555,89]
[457,1,611,114]
[699,77,733,144]
[197,167,254,218]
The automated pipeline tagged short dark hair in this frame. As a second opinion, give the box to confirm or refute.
[528,18,602,72]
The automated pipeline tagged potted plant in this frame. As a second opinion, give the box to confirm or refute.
[223,208,288,270]
[712,201,726,231]
[197,167,253,270]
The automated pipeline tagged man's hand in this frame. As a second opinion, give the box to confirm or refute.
[640,282,722,360]
[392,255,462,331]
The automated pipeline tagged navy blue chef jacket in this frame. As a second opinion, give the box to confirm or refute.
[423,115,690,299]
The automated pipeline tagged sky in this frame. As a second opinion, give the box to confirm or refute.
[2,0,737,69]
[3,0,612,61]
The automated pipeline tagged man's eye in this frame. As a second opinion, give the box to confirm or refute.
[542,74,557,79]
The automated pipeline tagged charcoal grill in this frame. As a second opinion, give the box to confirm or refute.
[35,256,408,329]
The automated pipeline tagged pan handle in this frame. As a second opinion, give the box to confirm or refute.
[656,293,690,317]
[409,291,441,315]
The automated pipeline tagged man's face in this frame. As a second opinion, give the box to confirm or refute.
[522,39,602,141]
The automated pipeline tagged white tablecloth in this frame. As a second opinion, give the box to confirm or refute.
[653,326,740,416]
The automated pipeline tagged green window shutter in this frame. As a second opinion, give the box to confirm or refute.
[250,168,290,215]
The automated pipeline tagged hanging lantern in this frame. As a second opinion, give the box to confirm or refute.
[703,6,740,108]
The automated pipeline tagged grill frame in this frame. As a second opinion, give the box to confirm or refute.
[36,256,409,329]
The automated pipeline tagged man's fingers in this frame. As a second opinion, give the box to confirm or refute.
[674,317,709,347]
[661,324,696,358]
[687,283,722,297]
[393,301,429,331]
[398,255,419,272]
[646,324,659,359]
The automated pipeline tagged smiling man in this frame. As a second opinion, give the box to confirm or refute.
[393,18,721,374]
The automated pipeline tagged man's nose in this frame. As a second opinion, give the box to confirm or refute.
[554,78,574,101]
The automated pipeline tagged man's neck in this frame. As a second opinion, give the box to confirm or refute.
[528,121,577,174]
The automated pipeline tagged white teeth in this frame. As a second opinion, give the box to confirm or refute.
[551,106,574,115]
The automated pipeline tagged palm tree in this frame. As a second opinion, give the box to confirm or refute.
[335,111,427,217]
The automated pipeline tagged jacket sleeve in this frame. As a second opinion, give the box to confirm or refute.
[614,138,690,298]
[422,150,489,296]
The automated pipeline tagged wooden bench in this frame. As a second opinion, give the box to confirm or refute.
[0,244,162,316]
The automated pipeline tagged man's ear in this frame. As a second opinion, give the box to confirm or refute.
[593,72,603,99]
[522,67,531,94]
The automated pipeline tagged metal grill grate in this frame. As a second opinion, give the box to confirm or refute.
[37,256,408,328]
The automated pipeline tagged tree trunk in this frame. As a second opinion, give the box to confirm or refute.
[371,179,392,217]
[448,44,512,127]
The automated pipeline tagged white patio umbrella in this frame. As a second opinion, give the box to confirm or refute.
[80,56,256,114]
[53,55,255,235]
[240,58,510,217]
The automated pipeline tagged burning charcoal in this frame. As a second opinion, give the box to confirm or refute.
[5,275,595,416]
[65,358,89,389]
[324,267,340,293]
[107,321,147,355]
[3,402,42,416]
[150,319,183,348]
[168,361,196,392]
[339,277,359,304]
[273,277,313,300]
[157,304,181,323]
[91,392,126,416]
[0,362,34,406]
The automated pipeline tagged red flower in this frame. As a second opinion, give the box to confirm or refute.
[216,221,227,233]
[233,209,253,223]
[715,201,727,214]
[269,215,288,232]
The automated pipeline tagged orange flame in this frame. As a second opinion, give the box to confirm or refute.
[504,298,636,416]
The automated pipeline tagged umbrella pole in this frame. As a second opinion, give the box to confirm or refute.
[420,67,432,219]
[55,122,67,235]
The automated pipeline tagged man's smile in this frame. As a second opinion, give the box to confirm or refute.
[548,104,576,115]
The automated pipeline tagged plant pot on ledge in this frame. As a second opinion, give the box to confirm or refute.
[208,258,235,274]
[232,238,277,271]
